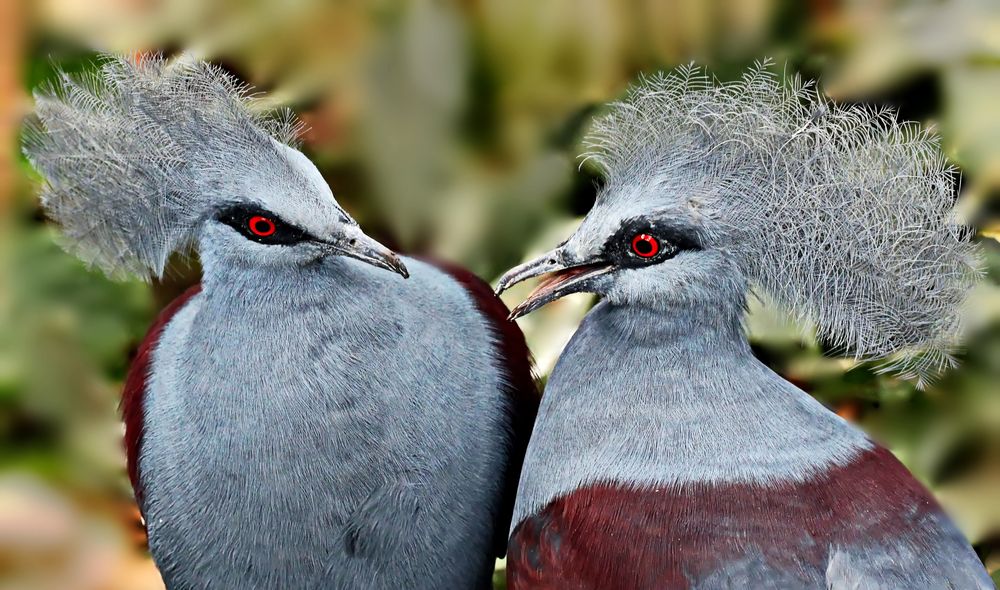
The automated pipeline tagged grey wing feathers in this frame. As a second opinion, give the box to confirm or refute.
[826,541,995,589]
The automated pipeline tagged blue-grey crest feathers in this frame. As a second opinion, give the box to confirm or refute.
[23,53,303,280]
[582,60,982,385]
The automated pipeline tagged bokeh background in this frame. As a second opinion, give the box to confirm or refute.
[1,1,999,588]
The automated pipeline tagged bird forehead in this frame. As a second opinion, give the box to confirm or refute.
[240,143,347,233]
[579,193,698,243]
[276,142,331,195]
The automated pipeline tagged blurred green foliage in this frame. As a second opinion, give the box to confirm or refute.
[1,1,998,587]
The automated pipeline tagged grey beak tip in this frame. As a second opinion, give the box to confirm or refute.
[507,305,527,322]
[383,253,409,278]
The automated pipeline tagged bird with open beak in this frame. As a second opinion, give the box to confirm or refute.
[497,62,992,589]
[24,54,539,589]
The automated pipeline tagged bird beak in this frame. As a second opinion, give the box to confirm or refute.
[495,247,613,320]
[321,224,409,278]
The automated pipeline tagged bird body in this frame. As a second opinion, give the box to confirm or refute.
[507,297,990,589]
[134,257,521,588]
[25,54,537,589]
[496,62,993,589]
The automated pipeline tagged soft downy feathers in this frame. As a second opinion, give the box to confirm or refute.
[582,60,981,385]
[23,53,302,280]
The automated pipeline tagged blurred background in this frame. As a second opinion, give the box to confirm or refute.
[1,0,998,588]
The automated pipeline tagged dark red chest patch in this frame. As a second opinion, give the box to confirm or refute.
[121,284,202,508]
[508,447,944,589]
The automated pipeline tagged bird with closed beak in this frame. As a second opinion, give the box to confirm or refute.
[497,62,993,589]
[24,54,538,589]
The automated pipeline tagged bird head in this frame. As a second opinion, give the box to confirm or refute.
[24,53,407,281]
[197,140,407,277]
[497,61,982,385]
[495,177,726,317]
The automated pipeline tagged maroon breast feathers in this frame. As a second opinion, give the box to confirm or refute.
[508,446,945,589]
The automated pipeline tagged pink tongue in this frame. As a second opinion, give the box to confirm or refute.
[527,265,599,300]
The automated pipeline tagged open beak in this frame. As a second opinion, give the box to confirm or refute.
[322,224,409,278]
[495,247,613,320]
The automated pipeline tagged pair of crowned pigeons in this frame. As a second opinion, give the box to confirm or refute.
[25,55,993,589]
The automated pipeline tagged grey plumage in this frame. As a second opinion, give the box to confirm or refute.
[145,256,509,588]
[510,290,872,525]
[499,62,991,589]
[508,298,990,588]
[24,54,303,279]
[24,53,536,589]
[581,60,980,385]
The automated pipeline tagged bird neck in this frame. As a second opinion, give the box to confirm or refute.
[609,287,751,359]
[571,294,863,444]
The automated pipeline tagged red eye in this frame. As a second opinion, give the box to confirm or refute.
[631,233,659,258]
[248,216,276,237]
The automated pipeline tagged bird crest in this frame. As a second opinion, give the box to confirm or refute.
[582,60,982,385]
[23,53,304,280]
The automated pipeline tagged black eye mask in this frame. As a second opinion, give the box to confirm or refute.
[217,205,311,246]
[601,217,702,268]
